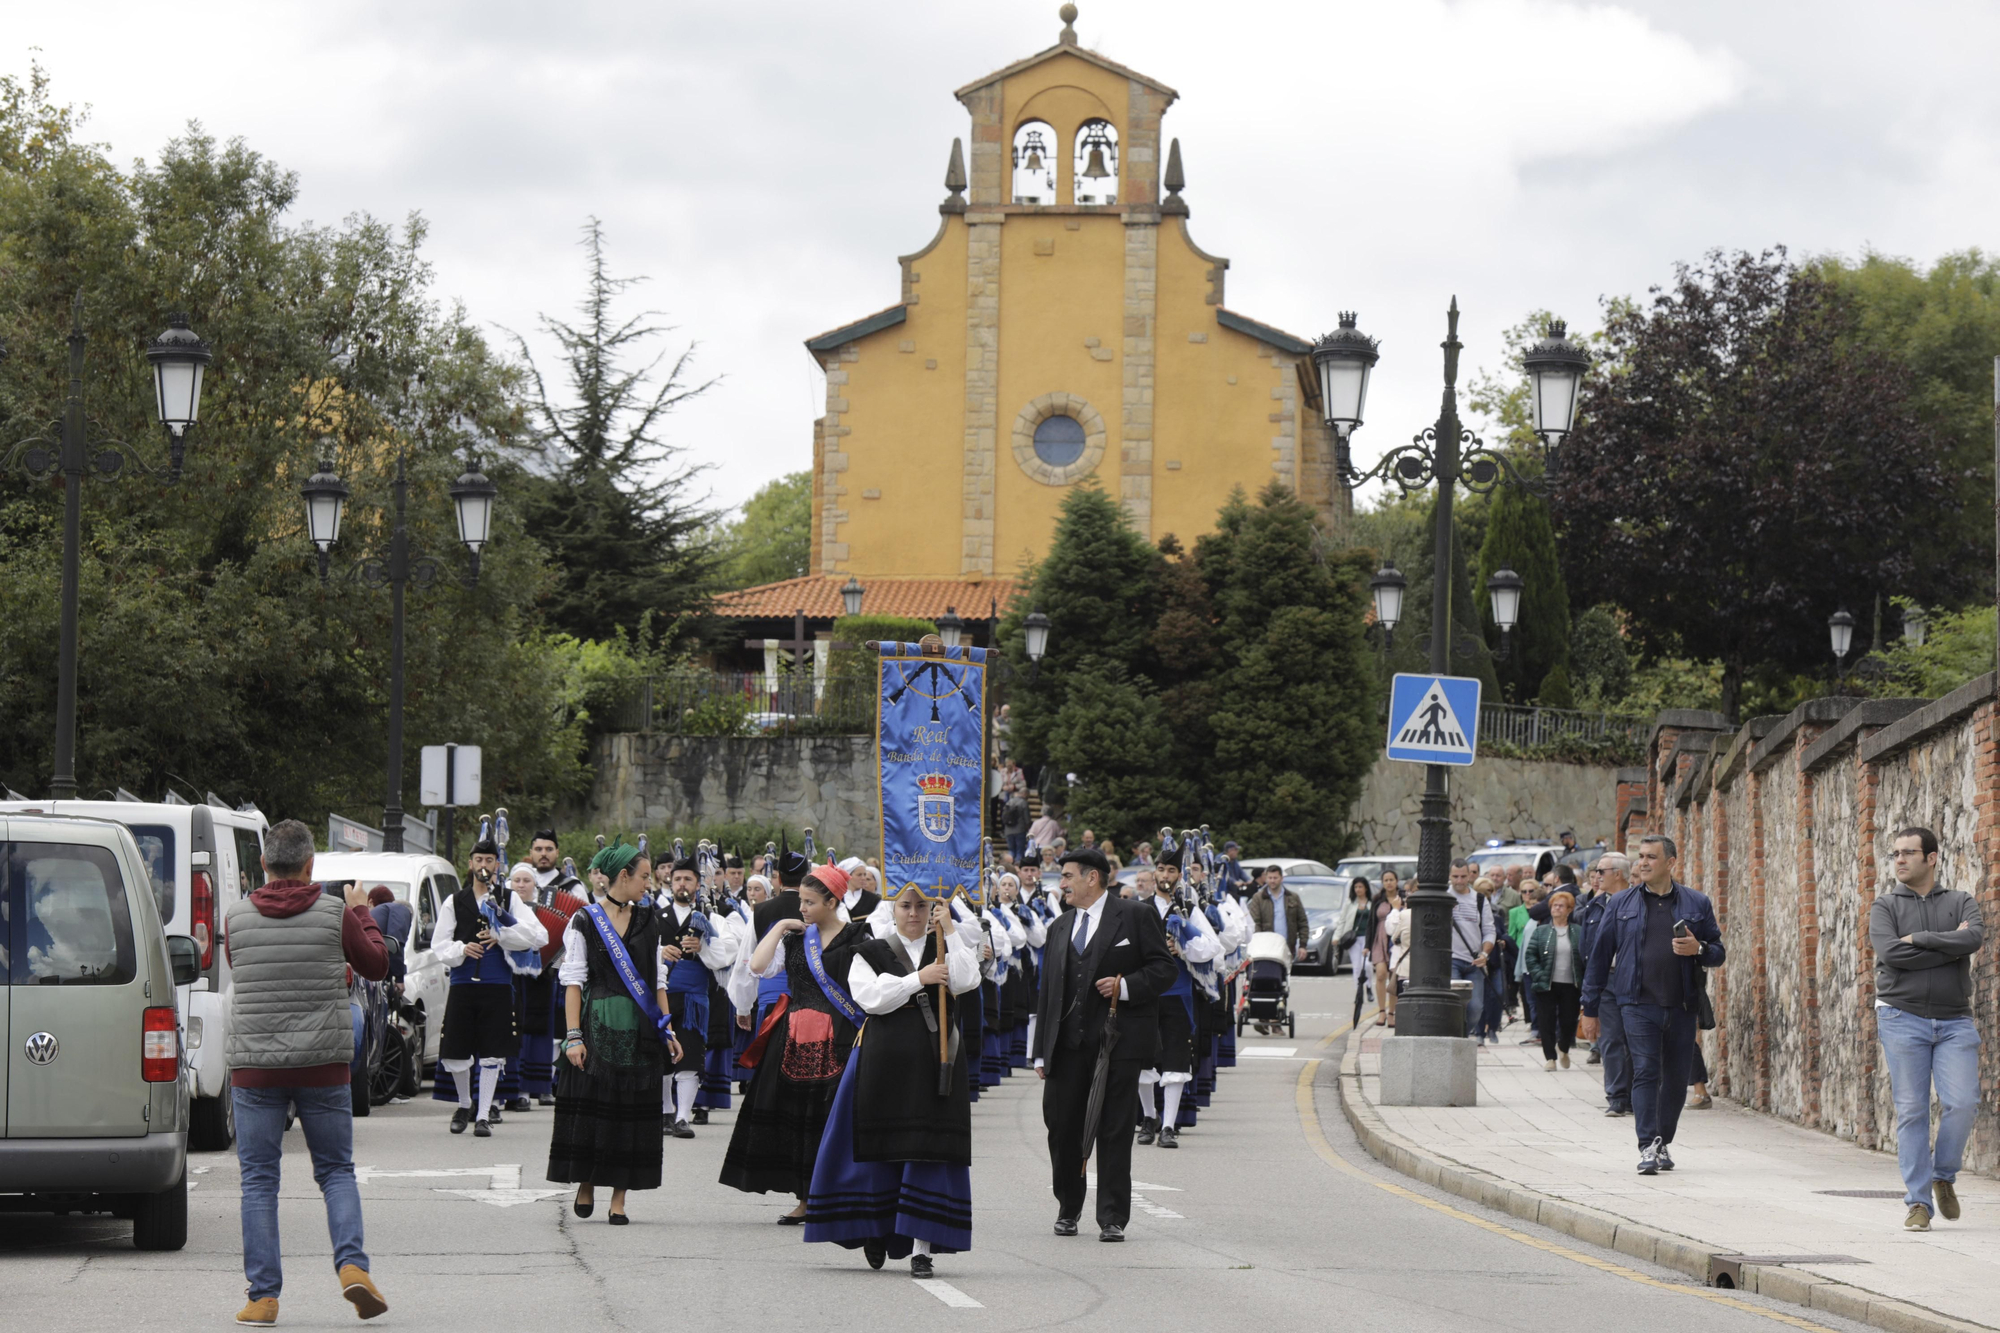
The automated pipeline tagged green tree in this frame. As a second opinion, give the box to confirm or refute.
[1475,482,1569,703]
[1045,664,1190,846]
[0,84,591,833]
[1568,605,1634,707]
[998,481,1162,776]
[1201,485,1378,860]
[512,218,721,646]
[718,470,811,588]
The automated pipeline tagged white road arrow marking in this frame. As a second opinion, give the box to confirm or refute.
[435,1188,570,1208]
[917,1279,983,1308]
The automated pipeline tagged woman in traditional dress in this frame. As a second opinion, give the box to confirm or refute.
[718,867,864,1220]
[804,884,981,1278]
[547,844,682,1225]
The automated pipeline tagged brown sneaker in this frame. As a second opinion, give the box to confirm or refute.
[1934,1180,1960,1221]
[236,1297,278,1325]
[1905,1203,1932,1231]
[339,1265,387,1320]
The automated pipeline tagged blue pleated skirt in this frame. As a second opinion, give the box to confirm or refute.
[803,1058,972,1257]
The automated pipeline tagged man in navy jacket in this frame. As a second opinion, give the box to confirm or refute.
[1578,834,1724,1175]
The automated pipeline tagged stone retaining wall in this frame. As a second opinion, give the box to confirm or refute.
[1641,678,2000,1173]
[1348,753,1622,857]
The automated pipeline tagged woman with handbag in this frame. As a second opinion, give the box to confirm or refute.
[1339,878,1372,1025]
[1522,889,1584,1070]
[1381,883,1409,1028]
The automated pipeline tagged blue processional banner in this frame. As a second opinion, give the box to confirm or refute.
[877,641,987,904]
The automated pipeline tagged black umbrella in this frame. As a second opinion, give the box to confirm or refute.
[1079,991,1120,1171]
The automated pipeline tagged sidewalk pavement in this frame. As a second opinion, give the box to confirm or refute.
[1343,1021,2000,1333]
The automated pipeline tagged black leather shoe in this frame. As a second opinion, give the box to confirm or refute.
[1053,1215,1079,1236]
[865,1241,886,1270]
[776,1211,806,1226]
[1100,1223,1125,1242]
[1135,1116,1159,1146]
[487,1109,503,1127]
[607,1212,629,1226]
[473,1119,492,1138]
[573,1192,594,1219]
[911,1253,934,1279]
[536,1093,557,1106]
[671,1120,695,1140]
[662,1115,676,1134]
[450,1108,472,1134]
[506,1096,532,1113]
[1158,1126,1179,1149]
[691,1108,709,1125]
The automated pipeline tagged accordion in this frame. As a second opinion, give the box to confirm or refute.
[534,891,587,966]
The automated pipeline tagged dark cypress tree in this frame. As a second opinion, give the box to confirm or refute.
[1045,663,1192,846]
[511,219,721,647]
[1475,482,1569,703]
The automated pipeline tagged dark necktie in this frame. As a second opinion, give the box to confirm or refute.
[1072,910,1089,955]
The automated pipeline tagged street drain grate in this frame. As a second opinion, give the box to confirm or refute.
[1710,1253,1868,1288]
[1815,1190,1904,1198]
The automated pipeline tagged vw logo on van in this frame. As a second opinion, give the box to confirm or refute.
[24,1032,59,1065]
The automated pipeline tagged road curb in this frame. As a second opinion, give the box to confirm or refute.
[1332,1039,1992,1333]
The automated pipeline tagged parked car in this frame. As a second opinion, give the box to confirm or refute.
[1238,856,1340,880]
[1466,840,1566,885]
[312,850,463,1091]
[0,811,201,1249]
[1329,856,1418,896]
[1284,876,1350,973]
[0,794,268,1150]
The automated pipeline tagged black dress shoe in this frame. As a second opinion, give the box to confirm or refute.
[487,1109,503,1126]
[865,1241,886,1270]
[911,1253,934,1279]
[662,1115,676,1134]
[450,1108,472,1134]
[1053,1215,1079,1236]
[1099,1223,1125,1242]
[573,1195,594,1218]
[691,1107,709,1125]
[671,1120,696,1140]
[777,1211,806,1226]
[473,1119,492,1138]
[536,1093,557,1106]
[1135,1116,1159,1146]
[1158,1126,1179,1149]
[506,1096,532,1113]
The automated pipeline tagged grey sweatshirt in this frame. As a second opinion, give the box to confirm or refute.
[1868,882,1985,1020]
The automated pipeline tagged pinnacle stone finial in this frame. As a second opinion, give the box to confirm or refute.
[941,138,967,215]
[1059,3,1079,45]
[1162,137,1188,216]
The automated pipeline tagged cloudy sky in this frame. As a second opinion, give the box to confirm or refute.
[15,1,1998,513]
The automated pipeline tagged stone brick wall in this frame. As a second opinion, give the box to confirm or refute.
[1638,679,2000,1175]
[1347,753,1621,856]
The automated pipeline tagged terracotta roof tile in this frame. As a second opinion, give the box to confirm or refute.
[715,575,1020,621]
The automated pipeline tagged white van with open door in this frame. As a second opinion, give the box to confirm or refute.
[0,794,268,1149]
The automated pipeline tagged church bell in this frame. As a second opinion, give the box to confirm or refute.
[1082,146,1109,179]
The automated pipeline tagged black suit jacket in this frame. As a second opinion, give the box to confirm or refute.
[1034,893,1178,1068]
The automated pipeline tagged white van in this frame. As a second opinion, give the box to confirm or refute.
[0,795,268,1150]
[312,850,462,1074]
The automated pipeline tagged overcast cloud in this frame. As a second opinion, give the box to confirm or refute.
[14,1,1999,513]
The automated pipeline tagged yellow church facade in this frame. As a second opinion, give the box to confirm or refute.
[801,8,1342,595]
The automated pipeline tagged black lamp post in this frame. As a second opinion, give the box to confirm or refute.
[1828,607,1856,692]
[840,577,866,618]
[2,296,214,799]
[1313,302,1586,1039]
[301,435,496,851]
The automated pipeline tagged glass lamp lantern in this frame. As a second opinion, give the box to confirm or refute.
[1311,311,1379,439]
[1523,320,1590,443]
[1828,608,1856,660]
[1023,609,1051,662]
[1487,567,1525,633]
[1370,561,1407,633]
[840,577,865,617]
[300,458,350,583]
[146,313,214,476]
[938,607,964,650]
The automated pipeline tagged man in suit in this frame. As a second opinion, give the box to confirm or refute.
[1034,848,1178,1242]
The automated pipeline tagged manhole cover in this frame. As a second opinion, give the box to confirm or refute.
[1815,1190,1903,1199]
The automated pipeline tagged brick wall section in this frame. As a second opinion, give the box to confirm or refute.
[1613,768,1647,851]
[1623,684,1999,1174]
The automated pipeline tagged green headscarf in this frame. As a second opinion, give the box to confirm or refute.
[589,840,642,880]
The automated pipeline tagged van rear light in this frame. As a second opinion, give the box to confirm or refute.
[191,869,215,969]
[142,1007,179,1082]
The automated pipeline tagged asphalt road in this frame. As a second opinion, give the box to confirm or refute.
[1,972,1877,1332]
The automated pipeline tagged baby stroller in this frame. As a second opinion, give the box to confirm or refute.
[1237,931,1294,1038]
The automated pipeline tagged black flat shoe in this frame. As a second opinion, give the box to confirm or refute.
[911,1253,934,1279]
[1053,1215,1079,1236]
[864,1242,886,1270]
[450,1108,471,1134]
[573,1200,595,1218]
[691,1108,709,1125]
[507,1097,532,1113]
[473,1119,492,1138]
[607,1212,629,1226]
[776,1211,807,1226]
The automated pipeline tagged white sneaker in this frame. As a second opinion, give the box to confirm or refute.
[1637,1137,1661,1175]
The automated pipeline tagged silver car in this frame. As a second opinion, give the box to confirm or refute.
[0,813,200,1249]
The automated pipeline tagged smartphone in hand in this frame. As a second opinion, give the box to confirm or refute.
[1672,919,1691,938]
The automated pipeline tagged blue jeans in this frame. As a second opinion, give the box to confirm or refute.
[1597,1001,1631,1110]
[234,1085,368,1299]
[1621,1003,1696,1147]
[1877,1006,1981,1210]
[1481,961,1507,1038]
[1451,957,1485,1038]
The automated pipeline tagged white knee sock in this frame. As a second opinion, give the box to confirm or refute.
[913,1239,933,1255]
[663,1076,675,1114]
[1137,1069,1159,1118]
[1161,1080,1186,1128]
[442,1058,475,1111]
[475,1058,503,1121]
[673,1071,700,1122]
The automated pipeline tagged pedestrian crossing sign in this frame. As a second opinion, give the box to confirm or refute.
[1385,673,1481,766]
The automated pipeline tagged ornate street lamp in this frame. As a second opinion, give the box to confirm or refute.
[1487,566,1524,662]
[1829,607,1856,691]
[1311,312,1380,481]
[300,439,495,850]
[1902,606,1928,647]
[1522,319,1590,448]
[938,606,965,650]
[841,577,866,618]
[1023,609,1051,663]
[1370,561,1406,649]
[2,297,216,798]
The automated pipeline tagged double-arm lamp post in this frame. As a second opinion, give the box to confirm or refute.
[1312,303,1588,1038]
[299,436,497,852]
[1,298,214,799]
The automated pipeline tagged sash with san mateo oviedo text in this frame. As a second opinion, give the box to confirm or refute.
[877,641,987,905]
[582,904,675,1044]
[803,923,866,1027]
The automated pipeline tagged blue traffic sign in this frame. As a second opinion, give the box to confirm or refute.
[1386,673,1482,766]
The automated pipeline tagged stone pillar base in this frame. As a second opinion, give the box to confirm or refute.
[1378,1035,1478,1107]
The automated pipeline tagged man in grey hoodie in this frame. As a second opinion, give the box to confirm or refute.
[1870,826,1985,1232]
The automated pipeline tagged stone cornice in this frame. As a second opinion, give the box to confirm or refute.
[1799,698,1927,774]
[1857,673,1998,766]
[1749,697,1864,775]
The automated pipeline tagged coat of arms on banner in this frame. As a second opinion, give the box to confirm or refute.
[917,773,955,843]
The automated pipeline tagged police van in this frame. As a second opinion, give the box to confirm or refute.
[0,793,268,1150]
